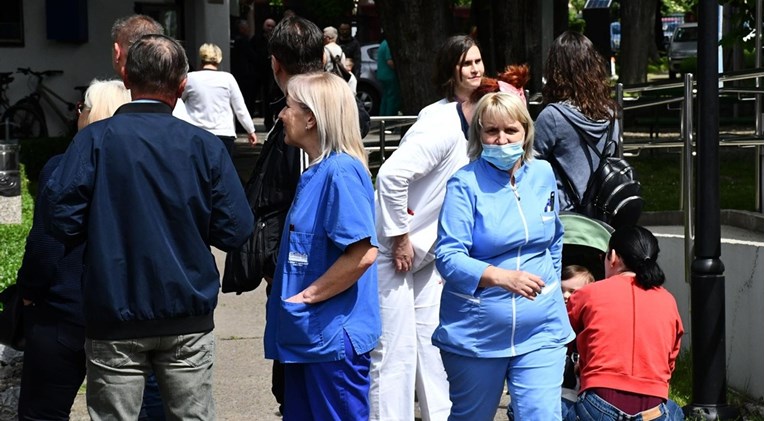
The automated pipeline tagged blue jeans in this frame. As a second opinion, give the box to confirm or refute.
[85,331,215,421]
[572,390,685,421]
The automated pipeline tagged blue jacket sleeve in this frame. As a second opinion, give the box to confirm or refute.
[435,176,490,295]
[42,134,95,245]
[209,149,254,251]
[17,156,64,300]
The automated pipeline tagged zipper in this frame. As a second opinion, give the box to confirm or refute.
[509,182,529,356]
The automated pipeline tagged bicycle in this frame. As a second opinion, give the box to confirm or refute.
[0,72,16,138]
[1,68,82,140]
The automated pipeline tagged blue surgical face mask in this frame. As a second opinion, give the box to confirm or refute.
[481,143,524,171]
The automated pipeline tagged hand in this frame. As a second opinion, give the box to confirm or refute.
[488,267,545,301]
[22,299,33,306]
[247,132,258,146]
[392,233,414,272]
[284,292,305,303]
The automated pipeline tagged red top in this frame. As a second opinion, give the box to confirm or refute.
[568,274,684,400]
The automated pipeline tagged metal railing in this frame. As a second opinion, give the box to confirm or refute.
[615,68,763,283]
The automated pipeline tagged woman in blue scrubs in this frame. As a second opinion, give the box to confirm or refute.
[435,92,574,420]
[263,72,380,421]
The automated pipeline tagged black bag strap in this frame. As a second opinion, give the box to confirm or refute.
[549,154,583,209]
[547,103,617,209]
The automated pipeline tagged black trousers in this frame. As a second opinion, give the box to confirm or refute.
[266,284,285,415]
[18,306,86,421]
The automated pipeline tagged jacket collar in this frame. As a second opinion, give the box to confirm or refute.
[114,101,173,115]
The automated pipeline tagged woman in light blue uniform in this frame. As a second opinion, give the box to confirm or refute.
[263,72,380,421]
[435,92,575,421]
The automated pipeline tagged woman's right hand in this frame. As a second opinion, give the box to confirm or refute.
[482,266,545,300]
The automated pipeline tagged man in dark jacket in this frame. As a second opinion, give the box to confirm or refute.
[243,15,369,415]
[338,21,362,78]
[42,34,253,419]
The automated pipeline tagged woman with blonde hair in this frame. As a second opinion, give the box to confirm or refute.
[435,92,572,420]
[182,42,257,157]
[263,72,379,421]
[77,79,131,129]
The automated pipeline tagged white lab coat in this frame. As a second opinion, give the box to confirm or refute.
[369,100,468,421]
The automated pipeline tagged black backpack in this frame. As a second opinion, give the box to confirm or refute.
[552,107,643,229]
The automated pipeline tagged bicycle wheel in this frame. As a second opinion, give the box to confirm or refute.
[1,103,47,139]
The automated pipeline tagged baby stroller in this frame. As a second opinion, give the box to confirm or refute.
[507,212,614,420]
[560,211,614,282]
[559,211,614,393]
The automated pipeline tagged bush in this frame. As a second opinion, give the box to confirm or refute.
[0,165,33,290]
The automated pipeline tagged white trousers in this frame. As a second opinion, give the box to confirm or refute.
[369,254,451,421]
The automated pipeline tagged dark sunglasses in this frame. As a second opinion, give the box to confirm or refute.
[76,101,88,115]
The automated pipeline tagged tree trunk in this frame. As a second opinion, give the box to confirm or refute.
[375,0,452,114]
[621,0,656,84]
[471,0,538,84]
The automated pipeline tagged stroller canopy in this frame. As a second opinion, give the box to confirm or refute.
[560,212,614,281]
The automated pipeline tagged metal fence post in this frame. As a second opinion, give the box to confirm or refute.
[616,83,624,158]
[379,119,387,166]
[682,73,695,284]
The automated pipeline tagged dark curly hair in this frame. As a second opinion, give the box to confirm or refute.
[542,31,616,121]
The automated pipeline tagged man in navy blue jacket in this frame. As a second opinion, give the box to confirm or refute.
[42,34,253,419]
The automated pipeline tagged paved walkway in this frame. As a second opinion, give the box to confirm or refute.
[69,247,512,420]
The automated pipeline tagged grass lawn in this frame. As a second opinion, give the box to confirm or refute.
[630,147,759,212]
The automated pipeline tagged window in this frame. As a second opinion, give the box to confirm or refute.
[0,0,24,47]
[135,1,185,43]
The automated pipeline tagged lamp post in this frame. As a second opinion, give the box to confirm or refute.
[684,1,738,419]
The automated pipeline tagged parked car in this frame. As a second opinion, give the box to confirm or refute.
[668,22,698,79]
[357,43,382,116]
[610,22,621,53]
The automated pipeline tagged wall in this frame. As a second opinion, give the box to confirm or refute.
[655,227,764,399]
[1,0,232,137]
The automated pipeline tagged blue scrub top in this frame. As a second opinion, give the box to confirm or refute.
[434,158,574,358]
[264,152,380,364]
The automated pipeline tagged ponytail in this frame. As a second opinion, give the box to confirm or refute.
[609,226,665,289]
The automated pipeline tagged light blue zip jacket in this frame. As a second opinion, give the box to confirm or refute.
[434,157,574,358]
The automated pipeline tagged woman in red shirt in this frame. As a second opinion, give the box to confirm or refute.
[567,226,685,420]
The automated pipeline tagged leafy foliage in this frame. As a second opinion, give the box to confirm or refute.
[0,165,32,290]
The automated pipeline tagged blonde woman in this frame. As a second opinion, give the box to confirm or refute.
[182,42,257,156]
[263,72,379,421]
[435,92,573,420]
[77,79,131,130]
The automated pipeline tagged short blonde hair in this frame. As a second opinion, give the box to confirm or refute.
[323,26,338,42]
[286,72,368,172]
[198,43,223,65]
[83,79,131,125]
[467,92,535,162]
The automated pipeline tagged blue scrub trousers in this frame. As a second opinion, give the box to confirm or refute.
[441,345,567,421]
[283,332,371,421]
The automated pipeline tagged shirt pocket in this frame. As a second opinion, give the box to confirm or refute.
[285,231,325,275]
[540,211,556,242]
[278,300,323,348]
